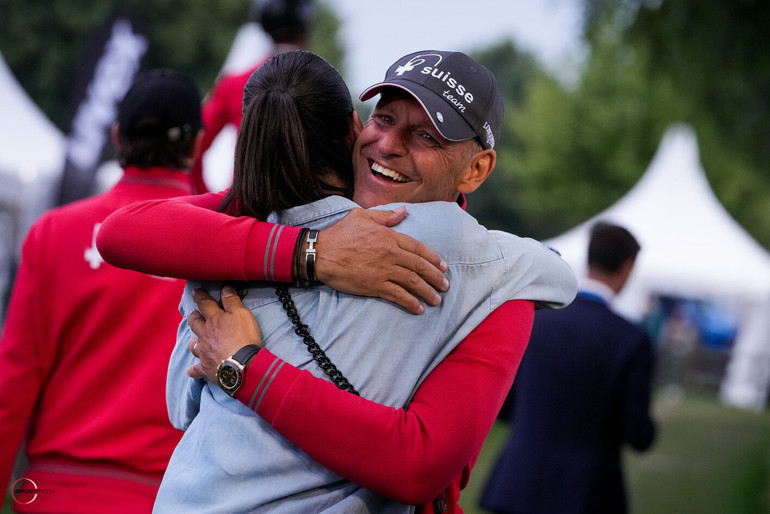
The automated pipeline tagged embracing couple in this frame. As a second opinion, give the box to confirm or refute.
[98,49,577,513]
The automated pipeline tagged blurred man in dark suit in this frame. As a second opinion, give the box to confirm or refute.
[480,221,657,514]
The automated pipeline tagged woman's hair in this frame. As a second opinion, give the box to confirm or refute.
[220,50,355,219]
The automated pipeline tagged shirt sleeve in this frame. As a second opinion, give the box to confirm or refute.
[96,191,300,282]
[0,224,49,492]
[235,300,534,506]
[623,333,657,451]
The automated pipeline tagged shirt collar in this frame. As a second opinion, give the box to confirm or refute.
[276,195,359,226]
[275,193,465,227]
[577,277,615,305]
[119,166,194,194]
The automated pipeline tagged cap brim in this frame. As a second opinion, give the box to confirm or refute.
[360,81,477,143]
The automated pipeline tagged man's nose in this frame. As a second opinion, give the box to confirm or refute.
[377,128,407,156]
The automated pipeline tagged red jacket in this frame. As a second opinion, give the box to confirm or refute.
[191,60,269,194]
[0,167,193,512]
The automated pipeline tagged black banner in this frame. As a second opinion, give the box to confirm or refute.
[56,12,147,206]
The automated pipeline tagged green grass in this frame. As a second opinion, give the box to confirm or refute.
[625,395,770,514]
[4,395,769,513]
[460,394,770,514]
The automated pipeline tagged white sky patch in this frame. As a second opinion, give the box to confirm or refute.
[322,0,587,94]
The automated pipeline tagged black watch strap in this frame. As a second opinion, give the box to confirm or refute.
[232,344,261,367]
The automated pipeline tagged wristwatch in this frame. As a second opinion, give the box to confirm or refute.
[216,344,261,396]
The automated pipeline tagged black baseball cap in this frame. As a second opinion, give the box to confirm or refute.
[254,0,315,41]
[360,50,504,150]
[117,69,203,143]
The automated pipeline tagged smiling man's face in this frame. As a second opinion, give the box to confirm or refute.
[352,91,481,208]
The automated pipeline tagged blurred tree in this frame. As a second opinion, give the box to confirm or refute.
[0,0,247,129]
[471,0,770,248]
[309,2,345,78]
[470,28,665,240]
[581,0,770,245]
[0,0,343,131]
[510,18,667,238]
[626,0,770,247]
[463,41,541,235]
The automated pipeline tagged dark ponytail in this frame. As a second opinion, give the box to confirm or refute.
[220,50,354,219]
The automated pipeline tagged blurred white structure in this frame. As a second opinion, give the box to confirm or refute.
[0,53,67,326]
[546,124,770,410]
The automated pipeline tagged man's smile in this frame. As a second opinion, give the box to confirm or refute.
[371,162,411,183]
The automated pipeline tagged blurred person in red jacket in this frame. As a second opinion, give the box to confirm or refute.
[0,69,204,513]
[192,0,315,193]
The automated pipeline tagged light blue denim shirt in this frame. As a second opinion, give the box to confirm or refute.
[155,196,576,513]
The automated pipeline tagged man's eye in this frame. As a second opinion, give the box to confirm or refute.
[373,114,393,124]
[419,132,439,145]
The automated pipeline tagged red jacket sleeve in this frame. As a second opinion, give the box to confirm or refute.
[96,191,300,282]
[235,300,534,506]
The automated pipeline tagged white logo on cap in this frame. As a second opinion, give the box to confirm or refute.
[482,121,495,148]
[395,54,444,76]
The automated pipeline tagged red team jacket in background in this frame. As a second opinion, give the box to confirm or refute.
[0,167,194,512]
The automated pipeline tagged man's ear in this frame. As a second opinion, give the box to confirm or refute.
[456,149,496,195]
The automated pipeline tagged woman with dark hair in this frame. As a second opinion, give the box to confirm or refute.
[111,51,575,513]
[222,49,355,220]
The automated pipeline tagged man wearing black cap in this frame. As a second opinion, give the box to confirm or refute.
[353,50,504,208]
[0,69,203,511]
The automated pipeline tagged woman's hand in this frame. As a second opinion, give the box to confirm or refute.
[187,286,262,381]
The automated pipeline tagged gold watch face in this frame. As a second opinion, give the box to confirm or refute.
[218,365,239,389]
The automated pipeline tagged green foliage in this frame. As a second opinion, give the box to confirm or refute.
[0,0,251,130]
[464,42,542,236]
[515,21,667,237]
[0,0,343,133]
[470,0,770,247]
[469,26,666,240]
[308,2,345,78]
[625,0,770,247]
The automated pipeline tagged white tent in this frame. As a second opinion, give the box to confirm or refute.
[546,123,770,409]
[0,53,67,326]
[0,52,66,184]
